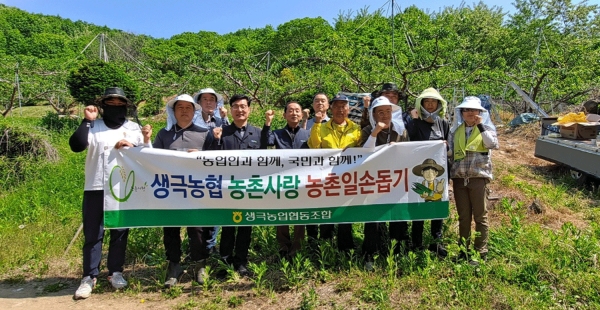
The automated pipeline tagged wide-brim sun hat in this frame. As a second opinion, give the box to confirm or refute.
[412,158,445,177]
[193,88,224,103]
[167,94,200,110]
[100,87,132,104]
[371,96,400,112]
[456,96,486,111]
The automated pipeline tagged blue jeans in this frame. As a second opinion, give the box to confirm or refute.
[207,226,219,250]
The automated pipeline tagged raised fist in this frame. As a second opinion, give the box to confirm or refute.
[265,109,274,126]
[363,96,371,109]
[219,106,228,119]
[410,108,419,119]
[315,112,324,124]
[302,109,310,121]
[373,121,386,134]
[84,105,98,121]
[213,126,223,140]
[141,124,152,144]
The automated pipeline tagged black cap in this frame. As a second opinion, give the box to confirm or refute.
[380,82,399,93]
[100,87,131,104]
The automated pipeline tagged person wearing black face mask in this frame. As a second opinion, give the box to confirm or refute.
[101,103,128,129]
[69,87,153,300]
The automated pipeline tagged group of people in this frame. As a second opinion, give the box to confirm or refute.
[70,83,498,299]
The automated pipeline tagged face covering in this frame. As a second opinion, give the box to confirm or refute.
[102,105,128,129]
[420,105,443,123]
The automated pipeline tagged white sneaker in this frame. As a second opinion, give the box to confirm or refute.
[108,272,127,289]
[74,276,96,299]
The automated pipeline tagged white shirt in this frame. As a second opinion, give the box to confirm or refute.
[84,120,146,190]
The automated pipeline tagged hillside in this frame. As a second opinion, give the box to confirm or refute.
[1,2,599,115]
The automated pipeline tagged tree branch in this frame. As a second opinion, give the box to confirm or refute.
[1,86,17,117]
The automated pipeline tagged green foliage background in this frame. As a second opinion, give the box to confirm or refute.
[0,1,599,114]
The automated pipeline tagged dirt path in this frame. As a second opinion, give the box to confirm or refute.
[0,281,178,310]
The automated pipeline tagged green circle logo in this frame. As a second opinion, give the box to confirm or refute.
[109,165,135,202]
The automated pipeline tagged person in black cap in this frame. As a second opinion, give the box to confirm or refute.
[70,87,152,300]
[204,94,268,277]
[307,94,362,253]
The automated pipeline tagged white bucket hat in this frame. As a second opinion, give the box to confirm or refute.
[166,94,200,110]
[368,96,405,137]
[193,88,224,103]
[371,96,401,112]
[455,96,487,111]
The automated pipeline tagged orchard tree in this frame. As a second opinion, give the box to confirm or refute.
[67,60,139,106]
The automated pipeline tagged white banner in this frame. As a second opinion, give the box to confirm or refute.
[104,141,449,228]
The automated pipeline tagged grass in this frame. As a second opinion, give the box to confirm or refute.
[0,107,599,308]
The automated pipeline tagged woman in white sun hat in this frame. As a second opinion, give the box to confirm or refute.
[448,96,498,266]
[359,96,409,270]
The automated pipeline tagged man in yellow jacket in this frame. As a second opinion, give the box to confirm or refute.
[307,94,362,252]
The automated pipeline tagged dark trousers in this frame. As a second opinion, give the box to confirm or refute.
[219,226,252,266]
[386,220,444,253]
[82,190,128,278]
[389,221,409,254]
[276,225,305,255]
[306,224,354,252]
[411,219,444,249]
[362,222,384,256]
[164,226,213,263]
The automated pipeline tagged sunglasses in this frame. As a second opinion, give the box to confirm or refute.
[461,108,480,113]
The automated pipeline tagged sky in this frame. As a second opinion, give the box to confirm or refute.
[1,0,598,39]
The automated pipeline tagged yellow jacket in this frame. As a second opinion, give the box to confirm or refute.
[308,118,362,149]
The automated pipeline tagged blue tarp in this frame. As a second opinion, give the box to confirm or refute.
[477,95,493,113]
[509,113,540,127]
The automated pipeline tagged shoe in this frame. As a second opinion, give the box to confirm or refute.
[364,256,374,271]
[74,276,96,300]
[108,272,127,289]
[428,243,448,258]
[469,252,488,266]
[194,260,207,285]
[452,251,468,263]
[236,264,250,277]
[164,261,183,288]
[278,250,289,259]
[215,268,229,280]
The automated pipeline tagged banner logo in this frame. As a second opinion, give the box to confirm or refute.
[109,165,135,202]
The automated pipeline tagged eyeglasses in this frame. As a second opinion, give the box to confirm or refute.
[231,104,249,110]
[376,110,392,117]
[461,108,480,113]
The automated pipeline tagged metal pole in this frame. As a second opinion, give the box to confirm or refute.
[16,63,22,116]
[265,52,271,104]
[391,0,395,80]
